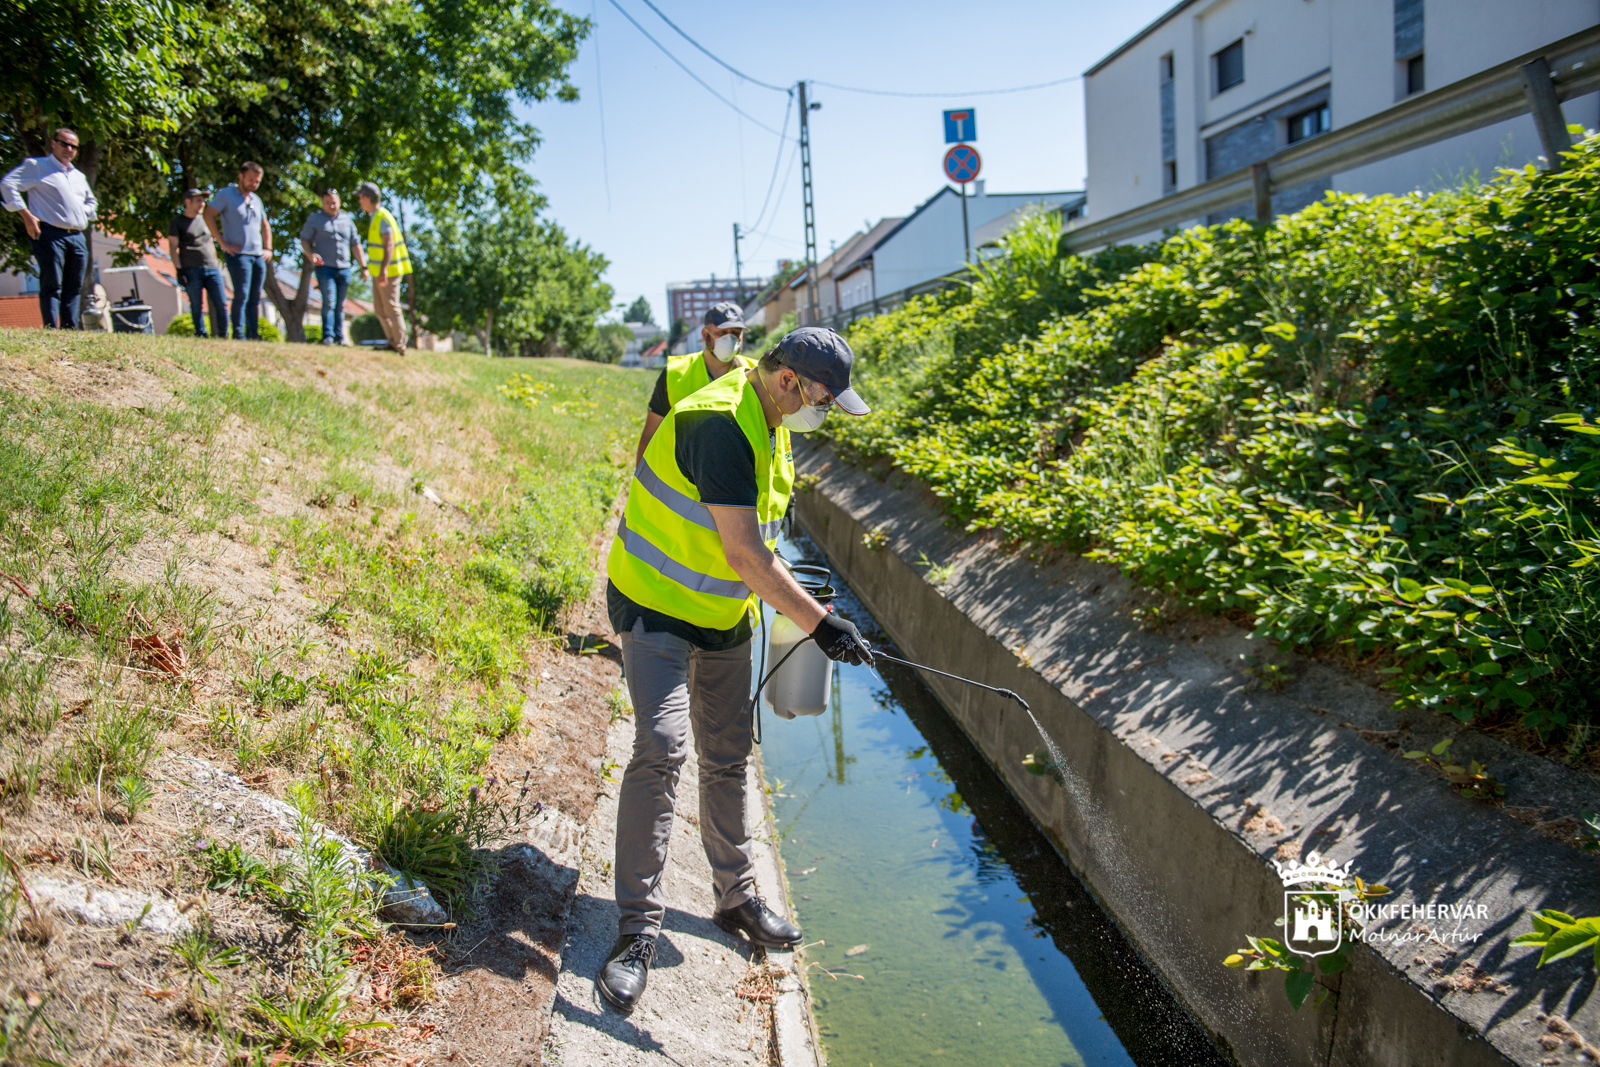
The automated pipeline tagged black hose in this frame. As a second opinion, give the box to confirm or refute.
[749,630,813,745]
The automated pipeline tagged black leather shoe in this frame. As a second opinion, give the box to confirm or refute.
[715,896,801,950]
[597,933,655,1013]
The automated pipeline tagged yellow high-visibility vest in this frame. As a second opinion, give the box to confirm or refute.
[665,350,749,408]
[607,370,793,630]
[366,207,411,278]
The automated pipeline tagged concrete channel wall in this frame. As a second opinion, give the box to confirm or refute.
[791,441,1600,1067]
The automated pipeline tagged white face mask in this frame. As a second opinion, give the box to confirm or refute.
[712,332,740,360]
[781,397,828,433]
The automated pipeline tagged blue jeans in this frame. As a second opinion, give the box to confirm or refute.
[223,252,265,340]
[178,266,227,337]
[314,265,351,344]
[32,223,87,329]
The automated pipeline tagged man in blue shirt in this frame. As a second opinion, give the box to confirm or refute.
[1,127,98,329]
[299,189,366,344]
[205,162,274,340]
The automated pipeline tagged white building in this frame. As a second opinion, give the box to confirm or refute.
[1083,0,1600,233]
[869,182,1084,296]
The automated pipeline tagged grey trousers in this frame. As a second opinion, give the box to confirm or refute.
[615,619,756,937]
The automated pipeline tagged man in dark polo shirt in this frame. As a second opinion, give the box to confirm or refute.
[166,188,226,338]
[633,301,748,463]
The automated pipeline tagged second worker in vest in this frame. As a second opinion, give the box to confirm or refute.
[356,182,412,354]
[634,300,748,464]
[599,326,875,1014]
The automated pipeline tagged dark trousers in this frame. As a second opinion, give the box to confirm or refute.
[32,223,86,329]
[178,266,227,338]
[315,265,351,344]
[223,252,265,340]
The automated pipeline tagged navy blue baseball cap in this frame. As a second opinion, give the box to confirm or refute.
[704,301,745,330]
[774,327,870,415]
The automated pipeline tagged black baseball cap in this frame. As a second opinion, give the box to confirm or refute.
[183,188,209,199]
[773,327,870,416]
[704,301,745,330]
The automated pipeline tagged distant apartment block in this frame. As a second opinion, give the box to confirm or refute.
[664,277,764,330]
[1083,0,1600,233]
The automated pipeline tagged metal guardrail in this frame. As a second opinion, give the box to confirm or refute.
[1061,23,1600,253]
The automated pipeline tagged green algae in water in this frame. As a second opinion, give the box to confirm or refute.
[758,534,1223,1067]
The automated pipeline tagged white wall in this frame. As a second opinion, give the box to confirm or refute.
[874,184,1081,295]
[1085,0,1600,235]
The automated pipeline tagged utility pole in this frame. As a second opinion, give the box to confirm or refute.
[733,222,743,303]
[798,80,818,325]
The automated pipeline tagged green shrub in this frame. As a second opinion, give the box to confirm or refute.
[350,312,384,343]
[259,320,282,342]
[829,137,1600,738]
[166,314,195,336]
[303,322,323,344]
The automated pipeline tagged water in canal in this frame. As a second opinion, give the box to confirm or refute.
[758,530,1224,1067]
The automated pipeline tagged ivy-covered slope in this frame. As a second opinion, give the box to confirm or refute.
[827,136,1600,738]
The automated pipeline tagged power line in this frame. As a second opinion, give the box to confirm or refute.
[592,0,612,212]
[605,0,789,137]
[634,0,789,93]
[744,89,794,238]
[811,74,1081,98]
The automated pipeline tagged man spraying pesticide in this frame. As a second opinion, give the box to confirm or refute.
[600,327,874,1014]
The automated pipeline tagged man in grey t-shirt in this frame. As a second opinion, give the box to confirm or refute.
[299,189,366,345]
[204,163,273,340]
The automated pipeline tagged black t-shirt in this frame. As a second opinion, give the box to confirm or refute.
[167,213,218,269]
[648,369,671,416]
[609,409,768,650]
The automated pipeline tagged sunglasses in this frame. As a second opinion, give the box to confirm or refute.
[798,376,834,409]
[53,139,79,151]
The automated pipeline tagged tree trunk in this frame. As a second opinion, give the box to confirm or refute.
[262,256,314,342]
[484,308,494,358]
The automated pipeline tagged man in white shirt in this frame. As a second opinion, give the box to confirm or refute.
[1,128,98,329]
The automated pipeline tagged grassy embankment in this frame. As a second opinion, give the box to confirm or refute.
[0,330,647,1063]
[826,134,1600,765]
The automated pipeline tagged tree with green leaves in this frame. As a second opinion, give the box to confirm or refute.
[1,0,590,341]
[624,295,654,325]
[412,190,613,358]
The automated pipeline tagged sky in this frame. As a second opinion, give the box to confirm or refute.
[516,0,1177,326]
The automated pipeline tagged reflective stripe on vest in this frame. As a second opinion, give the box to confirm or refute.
[634,458,782,540]
[615,515,750,601]
[665,351,748,409]
[366,207,411,278]
[606,369,793,630]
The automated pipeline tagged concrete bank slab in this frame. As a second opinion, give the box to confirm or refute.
[544,701,823,1066]
[792,441,1600,1067]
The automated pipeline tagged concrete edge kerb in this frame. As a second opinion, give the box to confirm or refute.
[792,440,1600,1067]
[748,747,827,1067]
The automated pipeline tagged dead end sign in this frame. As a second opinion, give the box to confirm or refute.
[943,108,976,144]
[944,144,981,184]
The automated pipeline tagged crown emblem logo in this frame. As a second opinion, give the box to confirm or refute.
[1271,850,1353,889]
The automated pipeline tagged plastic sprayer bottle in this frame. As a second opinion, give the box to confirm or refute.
[765,564,837,719]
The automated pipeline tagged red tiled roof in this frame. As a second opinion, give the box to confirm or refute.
[643,340,667,358]
[0,295,43,328]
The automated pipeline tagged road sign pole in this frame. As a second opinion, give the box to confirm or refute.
[733,222,743,301]
[961,182,970,264]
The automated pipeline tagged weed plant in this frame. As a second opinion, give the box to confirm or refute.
[828,135,1600,743]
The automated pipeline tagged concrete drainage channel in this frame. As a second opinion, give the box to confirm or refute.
[791,441,1600,1067]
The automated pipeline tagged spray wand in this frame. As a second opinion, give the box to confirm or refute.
[867,647,1069,785]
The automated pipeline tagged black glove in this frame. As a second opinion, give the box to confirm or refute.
[811,612,873,666]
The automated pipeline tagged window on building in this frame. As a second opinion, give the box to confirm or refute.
[1213,39,1244,95]
[1286,104,1331,144]
[1406,53,1425,95]
[1163,160,1178,190]
[1159,53,1174,83]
